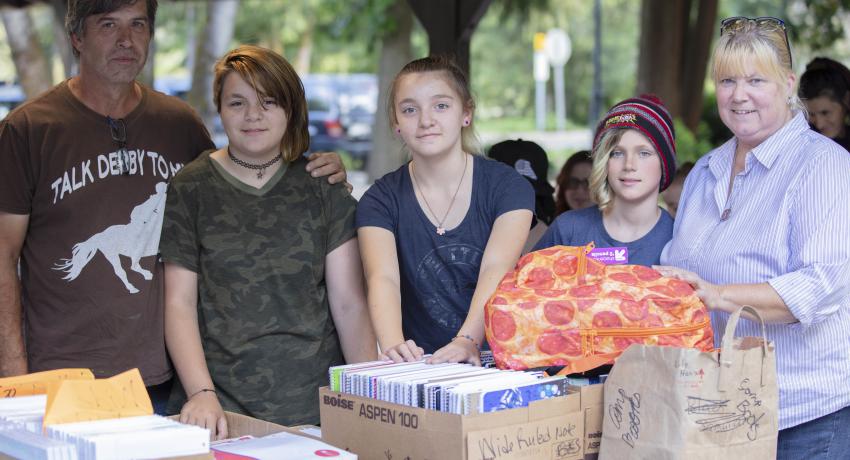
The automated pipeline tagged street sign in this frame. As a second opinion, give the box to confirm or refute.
[544,28,571,67]
[534,52,550,82]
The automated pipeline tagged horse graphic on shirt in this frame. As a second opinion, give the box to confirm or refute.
[53,182,168,294]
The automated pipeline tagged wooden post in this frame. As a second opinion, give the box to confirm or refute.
[407,0,492,79]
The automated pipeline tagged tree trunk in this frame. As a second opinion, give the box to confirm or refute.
[49,0,76,78]
[294,25,313,76]
[636,0,717,132]
[187,0,238,133]
[636,0,686,117]
[408,0,492,79]
[185,2,197,75]
[1,6,52,98]
[367,0,413,181]
[681,0,717,130]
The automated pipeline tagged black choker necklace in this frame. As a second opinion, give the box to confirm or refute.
[227,148,282,179]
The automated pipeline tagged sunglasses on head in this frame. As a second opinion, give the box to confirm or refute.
[720,16,792,67]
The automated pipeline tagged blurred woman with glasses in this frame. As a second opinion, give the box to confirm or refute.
[799,56,850,152]
[657,17,850,459]
[554,150,594,215]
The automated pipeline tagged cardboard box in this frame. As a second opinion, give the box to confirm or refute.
[319,386,584,460]
[567,385,604,460]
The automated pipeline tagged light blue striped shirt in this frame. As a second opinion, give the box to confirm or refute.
[661,112,850,429]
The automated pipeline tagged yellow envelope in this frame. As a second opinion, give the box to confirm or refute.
[43,368,153,426]
[0,368,94,398]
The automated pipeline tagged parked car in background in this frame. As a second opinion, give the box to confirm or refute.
[0,84,26,120]
[153,75,191,100]
[154,75,229,147]
[303,74,377,165]
[335,74,378,163]
[152,73,378,159]
[303,79,346,154]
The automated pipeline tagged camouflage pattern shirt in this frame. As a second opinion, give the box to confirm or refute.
[159,151,356,425]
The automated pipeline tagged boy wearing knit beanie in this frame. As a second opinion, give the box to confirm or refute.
[532,94,677,266]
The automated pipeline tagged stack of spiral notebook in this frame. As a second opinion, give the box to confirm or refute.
[328,359,568,415]
[0,397,209,460]
[0,394,46,433]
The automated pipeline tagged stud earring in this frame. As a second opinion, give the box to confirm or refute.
[396,128,401,134]
[463,119,469,126]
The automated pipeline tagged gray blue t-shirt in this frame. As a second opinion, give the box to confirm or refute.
[533,206,673,266]
[356,154,534,353]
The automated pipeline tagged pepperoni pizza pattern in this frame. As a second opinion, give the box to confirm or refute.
[485,246,715,370]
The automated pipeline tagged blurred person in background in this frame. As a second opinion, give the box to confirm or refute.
[798,57,850,151]
[554,151,593,216]
[488,138,555,252]
[660,161,694,218]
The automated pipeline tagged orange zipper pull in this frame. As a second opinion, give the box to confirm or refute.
[577,242,595,285]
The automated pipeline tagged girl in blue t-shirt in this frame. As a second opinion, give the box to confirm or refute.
[356,56,534,365]
[533,95,678,266]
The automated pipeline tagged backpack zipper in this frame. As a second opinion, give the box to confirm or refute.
[579,319,713,353]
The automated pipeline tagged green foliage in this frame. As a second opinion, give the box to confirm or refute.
[699,90,732,147]
[673,118,715,164]
[788,0,850,51]
[331,0,398,50]
[496,0,551,22]
[471,0,640,126]
[716,0,850,62]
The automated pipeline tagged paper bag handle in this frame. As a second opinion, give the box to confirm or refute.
[718,305,769,388]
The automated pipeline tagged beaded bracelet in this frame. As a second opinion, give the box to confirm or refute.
[452,334,481,352]
[188,388,216,400]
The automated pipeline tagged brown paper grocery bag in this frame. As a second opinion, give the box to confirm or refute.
[599,306,778,459]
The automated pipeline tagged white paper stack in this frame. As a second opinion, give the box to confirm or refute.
[212,430,356,459]
[45,415,210,460]
[0,421,78,460]
[0,394,46,433]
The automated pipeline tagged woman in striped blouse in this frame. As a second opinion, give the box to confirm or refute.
[656,17,850,460]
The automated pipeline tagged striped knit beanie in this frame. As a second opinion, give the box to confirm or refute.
[593,94,677,191]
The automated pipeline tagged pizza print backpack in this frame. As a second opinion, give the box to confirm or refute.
[484,244,714,372]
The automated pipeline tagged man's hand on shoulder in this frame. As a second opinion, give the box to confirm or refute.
[305,152,351,193]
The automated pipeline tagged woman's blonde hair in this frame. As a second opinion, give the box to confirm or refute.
[387,55,482,154]
[213,45,310,162]
[589,128,626,212]
[711,20,806,114]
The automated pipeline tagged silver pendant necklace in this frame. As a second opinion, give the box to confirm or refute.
[410,154,468,236]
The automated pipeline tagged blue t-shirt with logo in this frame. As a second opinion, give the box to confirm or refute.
[356,154,534,353]
[532,206,673,266]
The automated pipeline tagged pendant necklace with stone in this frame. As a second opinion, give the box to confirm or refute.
[410,153,468,236]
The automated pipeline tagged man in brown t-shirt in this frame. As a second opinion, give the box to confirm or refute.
[0,0,347,414]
